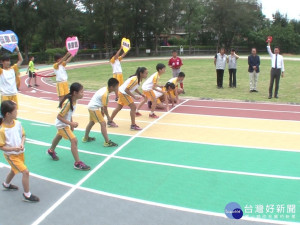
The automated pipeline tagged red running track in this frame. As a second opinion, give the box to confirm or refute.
[19,64,300,121]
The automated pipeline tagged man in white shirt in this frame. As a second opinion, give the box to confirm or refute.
[267,40,285,99]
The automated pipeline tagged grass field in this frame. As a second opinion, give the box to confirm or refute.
[66,58,300,103]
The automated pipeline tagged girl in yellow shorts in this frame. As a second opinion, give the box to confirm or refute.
[110,45,130,101]
[47,82,90,171]
[0,100,39,202]
[108,67,148,131]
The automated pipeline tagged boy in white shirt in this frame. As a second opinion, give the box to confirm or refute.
[83,78,119,147]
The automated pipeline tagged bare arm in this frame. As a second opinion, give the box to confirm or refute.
[121,47,130,58]
[135,89,145,97]
[125,88,138,100]
[65,54,73,64]
[102,106,111,121]
[114,46,123,60]
[57,114,78,128]
[57,52,71,66]
[15,46,23,67]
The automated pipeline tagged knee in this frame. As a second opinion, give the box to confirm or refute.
[22,169,29,177]
[71,138,78,145]
[131,104,136,111]
[100,121,106,128]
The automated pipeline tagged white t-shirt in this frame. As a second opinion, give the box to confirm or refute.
[119,76,139,95]
[0,64,18,96]
[54,62,68,82]
[88,87,109,110]
[153,87,164,98]
[110,56,123,74]
[142,72,160,91]
[55,99,76,129]
[0,120,25,155]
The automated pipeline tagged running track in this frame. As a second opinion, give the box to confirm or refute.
[20,62,300,122]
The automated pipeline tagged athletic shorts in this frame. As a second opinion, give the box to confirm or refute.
[57,126,76,140]
[113,73,124,86]
[118,92,133,106]
[4,153,27,174]
[56,81,69,97]
[1,95,18,109]
[143,90,156,100]
[29,71,36,78]
[89,109,105,123]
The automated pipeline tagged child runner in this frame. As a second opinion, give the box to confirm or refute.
[26,56,39,87]
[151,82,176,110]
[83,78,119,147]
[0,100,39,202]
[108,67,148,130]
[47,82,90,171]
[110,45,130,101]
[136,63,166,118]
[53,52,73,102]
[0,46,23,108]
[167,72,185,107]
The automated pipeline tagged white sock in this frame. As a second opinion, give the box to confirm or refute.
[24,192,31,198]
[3,182,10,187]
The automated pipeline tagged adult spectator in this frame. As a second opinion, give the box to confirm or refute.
[214,48,227,89]
[248,48,260,92]
[267,40,285,99]
[227,49,239,88]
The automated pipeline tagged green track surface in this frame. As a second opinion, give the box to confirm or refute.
[0,118,298,223]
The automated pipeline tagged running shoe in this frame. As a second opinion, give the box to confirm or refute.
[147,101,152,109]
[107,121,119,128]
[2,183,18,191]
[74,161,91,171]
[130,124,142,131]
[82,137,96,143]
[104,140,118,147]
[135,112,142,117]
[149,113,159,119]
[34,84,39,87]
[27,85,32,88]
[47,149,59,161]
[23,193,40,202]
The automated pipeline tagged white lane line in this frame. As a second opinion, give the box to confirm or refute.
[30,123,51,127]
[156,121,300,135]
[0,162,295,225]
[26,138,300,181]
[171,111,300,123]
[31,99,189,225]
[77,186,298,225]
[181,104,300,114]
[186,98,300,107]
[36,111,52,115]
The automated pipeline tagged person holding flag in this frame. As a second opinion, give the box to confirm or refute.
[267,38,285,99]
